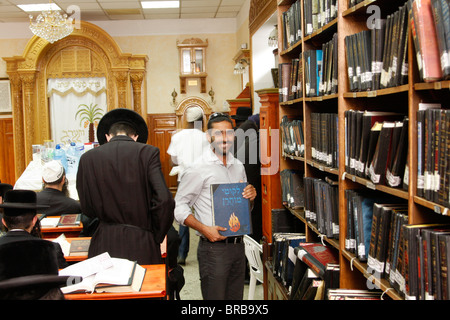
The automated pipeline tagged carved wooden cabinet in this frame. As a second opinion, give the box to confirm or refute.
[177,38,208,94]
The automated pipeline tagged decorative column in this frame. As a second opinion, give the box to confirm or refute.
[130,71,144,116]
[20,72,36,165]
[113,70,129,109]
[9,73,25,178]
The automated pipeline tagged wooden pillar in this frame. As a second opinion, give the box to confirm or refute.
[20,72,36,166]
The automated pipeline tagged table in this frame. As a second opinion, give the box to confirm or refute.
[41,216,83,239]
[64,264,166,300]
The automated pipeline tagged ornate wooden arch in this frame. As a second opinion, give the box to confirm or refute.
[175,97,212,131]
[3,21,148,178]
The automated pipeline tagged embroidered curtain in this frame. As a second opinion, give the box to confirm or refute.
[47,77,107,145]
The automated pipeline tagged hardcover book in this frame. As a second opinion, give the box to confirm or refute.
[210,182,252,237]
[58,213,81,226]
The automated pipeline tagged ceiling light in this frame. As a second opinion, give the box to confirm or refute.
[18,3,61,12]
[27,2,74,44]
[141,1,179,9]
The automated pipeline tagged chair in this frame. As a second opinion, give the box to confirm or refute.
[243,235,263,300]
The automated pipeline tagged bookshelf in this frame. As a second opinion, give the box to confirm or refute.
[261,0,450,300]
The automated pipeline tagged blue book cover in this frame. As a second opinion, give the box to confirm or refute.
[210,182,252,237]
[316,49,323,96]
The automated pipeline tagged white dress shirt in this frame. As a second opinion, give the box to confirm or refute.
[174,146,247,229]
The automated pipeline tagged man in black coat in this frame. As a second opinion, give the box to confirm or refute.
[76,108,175,265]
[0,190,67,269]
[36,160,82,216]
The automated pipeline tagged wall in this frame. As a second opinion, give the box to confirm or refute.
[0,15,250,115]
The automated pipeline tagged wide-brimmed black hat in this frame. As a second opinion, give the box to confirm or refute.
[231,107,252,121]
[0,274,73,300]
[0,183,13,198]
[0,190,49,214]
[0,240,81,300]
[96,108,148,145]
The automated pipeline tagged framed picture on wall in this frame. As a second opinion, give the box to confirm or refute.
[0,79,12,114]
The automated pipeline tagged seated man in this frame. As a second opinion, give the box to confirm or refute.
[0,183,13,204]
[0,189,67,269]
[37,160,97,236]
[0,189,73,299]
[36,160,81,216]
[0,183,13,235]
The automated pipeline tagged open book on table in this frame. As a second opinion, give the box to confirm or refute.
[59,252,146,294]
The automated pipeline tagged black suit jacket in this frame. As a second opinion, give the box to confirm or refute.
[76,135,175,265]
[0,230,68,268]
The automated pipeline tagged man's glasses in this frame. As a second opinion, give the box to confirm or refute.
[209,112,231,121]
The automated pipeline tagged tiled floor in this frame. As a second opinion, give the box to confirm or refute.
[176,225,264,300]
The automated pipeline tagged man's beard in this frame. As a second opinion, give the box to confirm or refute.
[210,139,231,156]
[62,178,70,197]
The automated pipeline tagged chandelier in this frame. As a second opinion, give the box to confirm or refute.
[29,8,74,44]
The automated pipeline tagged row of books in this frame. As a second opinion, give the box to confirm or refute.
[272,232,306,290]
[281,169,304,210]
[281,116,304,158]
[279,60,301,102]
[304,0,338,37]
[348,0,365,7]
[366,203,408,287]
[344,109,408,187]
[304,176,339,239]
[278,34,337,102]
[416,104,450,207]
[345,3,409,91]
[281,0,302,51]
[392,223,450,300]
[344,189,404,262]
[305,34,338,97]
[409,0,450,82]
[290,243,339,300]
[311,112,338,168]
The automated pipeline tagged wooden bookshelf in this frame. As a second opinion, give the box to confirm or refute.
[260,0,450,301]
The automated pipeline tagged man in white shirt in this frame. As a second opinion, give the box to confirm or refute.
[174,113,257,300]
[167,106,209,265]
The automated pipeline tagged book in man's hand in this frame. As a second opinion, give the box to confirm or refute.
[211,182,251,237]
[59,252,146,294]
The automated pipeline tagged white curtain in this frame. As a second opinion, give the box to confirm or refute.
[47,77,107,145]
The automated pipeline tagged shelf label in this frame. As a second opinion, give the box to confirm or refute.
[366,181,376,190]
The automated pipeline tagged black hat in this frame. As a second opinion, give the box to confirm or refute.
[231,107,252,121]
[0,190,49,215]
[96,108,149,145]
[0,274,73,300]
[0,240,80,300]
[0,183,13,198]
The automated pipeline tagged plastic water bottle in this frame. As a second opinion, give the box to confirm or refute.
[53,144,68,172]
[66,142,78,175]
[75,143,85,159]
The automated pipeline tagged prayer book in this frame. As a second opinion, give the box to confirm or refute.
[59,252,145,294]
[210,182,252,237]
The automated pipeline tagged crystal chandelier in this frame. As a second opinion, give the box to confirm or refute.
[29,8,74,44]
[268,25,278,47]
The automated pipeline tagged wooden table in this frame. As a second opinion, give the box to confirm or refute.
[64,236,167,262]
[64,264,166,300]
[41,216,83,239]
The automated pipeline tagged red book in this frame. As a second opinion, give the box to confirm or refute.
[413,0,443,82]
[295,243,339,277]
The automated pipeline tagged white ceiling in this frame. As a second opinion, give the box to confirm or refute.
[0,0,248,22]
